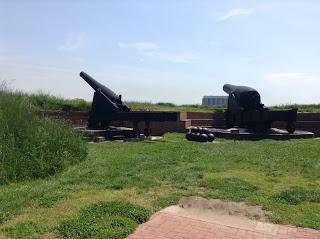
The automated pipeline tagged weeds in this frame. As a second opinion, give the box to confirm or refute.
[0,88,87,184]
[57,201,150,239]
[276,187,320,204]
[1,221,47,239]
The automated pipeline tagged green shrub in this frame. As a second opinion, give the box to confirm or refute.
[0,88,87,184]
[275,187,320,204]
[156,102,176,107]
[57,201,150,239]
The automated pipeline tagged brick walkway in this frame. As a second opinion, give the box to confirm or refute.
[126,211,320,239]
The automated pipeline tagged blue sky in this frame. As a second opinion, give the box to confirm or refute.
[1,0,320,105]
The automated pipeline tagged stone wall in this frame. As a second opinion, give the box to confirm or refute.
[39,110,320,137]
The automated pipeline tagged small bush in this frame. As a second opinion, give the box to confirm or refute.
[0,88,87,184]
[275,187,320,204]
[57,201,150,239]
[156,102,176,107]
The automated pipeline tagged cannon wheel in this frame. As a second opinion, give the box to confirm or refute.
[144,128,152,137]
[143,121,151,137]
[286,122,296,134]
[88,120,99,129]
[133,127,140,138]
[265,121,272,129]
[133,121,140,138]
[101,120,111,129]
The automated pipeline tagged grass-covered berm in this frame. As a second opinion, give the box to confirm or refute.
[0,88,87,184]
[25,92,223,112]
[0,132,319,239]
[22,91,320,112]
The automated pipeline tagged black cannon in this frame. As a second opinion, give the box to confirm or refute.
[80,72,179,137]
[223,84,297,133]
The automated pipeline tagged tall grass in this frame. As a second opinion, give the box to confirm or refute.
[0,88,87,184]
[7,91,320,113]
[125,101,225,112]
[27,92,91,111]
[271,104,320,113]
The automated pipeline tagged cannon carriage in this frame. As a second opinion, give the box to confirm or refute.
[80,71,178,138]
[223,84,297,133]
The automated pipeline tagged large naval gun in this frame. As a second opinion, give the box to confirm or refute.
[80,72,178,137]
[223,84,297,133]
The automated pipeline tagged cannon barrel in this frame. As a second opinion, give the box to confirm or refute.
[80,71,130,112]
[223,84,258,95]
[223,84,262,110]
[80,71,119,102]
[223,84,238,95]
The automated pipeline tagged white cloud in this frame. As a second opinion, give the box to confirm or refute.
[58,33,88,51]
[118,42,159,50]
[218,8,253,21]
[264,72,320,86]
[118,41,197,63]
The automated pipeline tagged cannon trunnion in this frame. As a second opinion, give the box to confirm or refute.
[80,72,178,138]
[223,84,297,133]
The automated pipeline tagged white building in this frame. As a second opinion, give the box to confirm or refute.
[202,96,228,106]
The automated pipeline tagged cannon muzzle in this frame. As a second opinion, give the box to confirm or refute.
[80,71,130,112]
[80,71,119,102]
[223,83,262,110]
[223,84,237,95]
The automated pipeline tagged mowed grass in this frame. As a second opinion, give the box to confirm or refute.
[57,201,150,239]
[0,134,320,238]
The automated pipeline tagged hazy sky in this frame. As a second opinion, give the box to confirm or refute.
[1,0,320,105]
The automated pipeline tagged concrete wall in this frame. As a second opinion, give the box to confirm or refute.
[39,110,189,136]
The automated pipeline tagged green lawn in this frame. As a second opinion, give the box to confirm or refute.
[0,134,320,238]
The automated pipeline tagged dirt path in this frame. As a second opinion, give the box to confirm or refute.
[126,197,320,239]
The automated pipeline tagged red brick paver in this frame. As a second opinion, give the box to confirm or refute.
[126,212,320,239]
